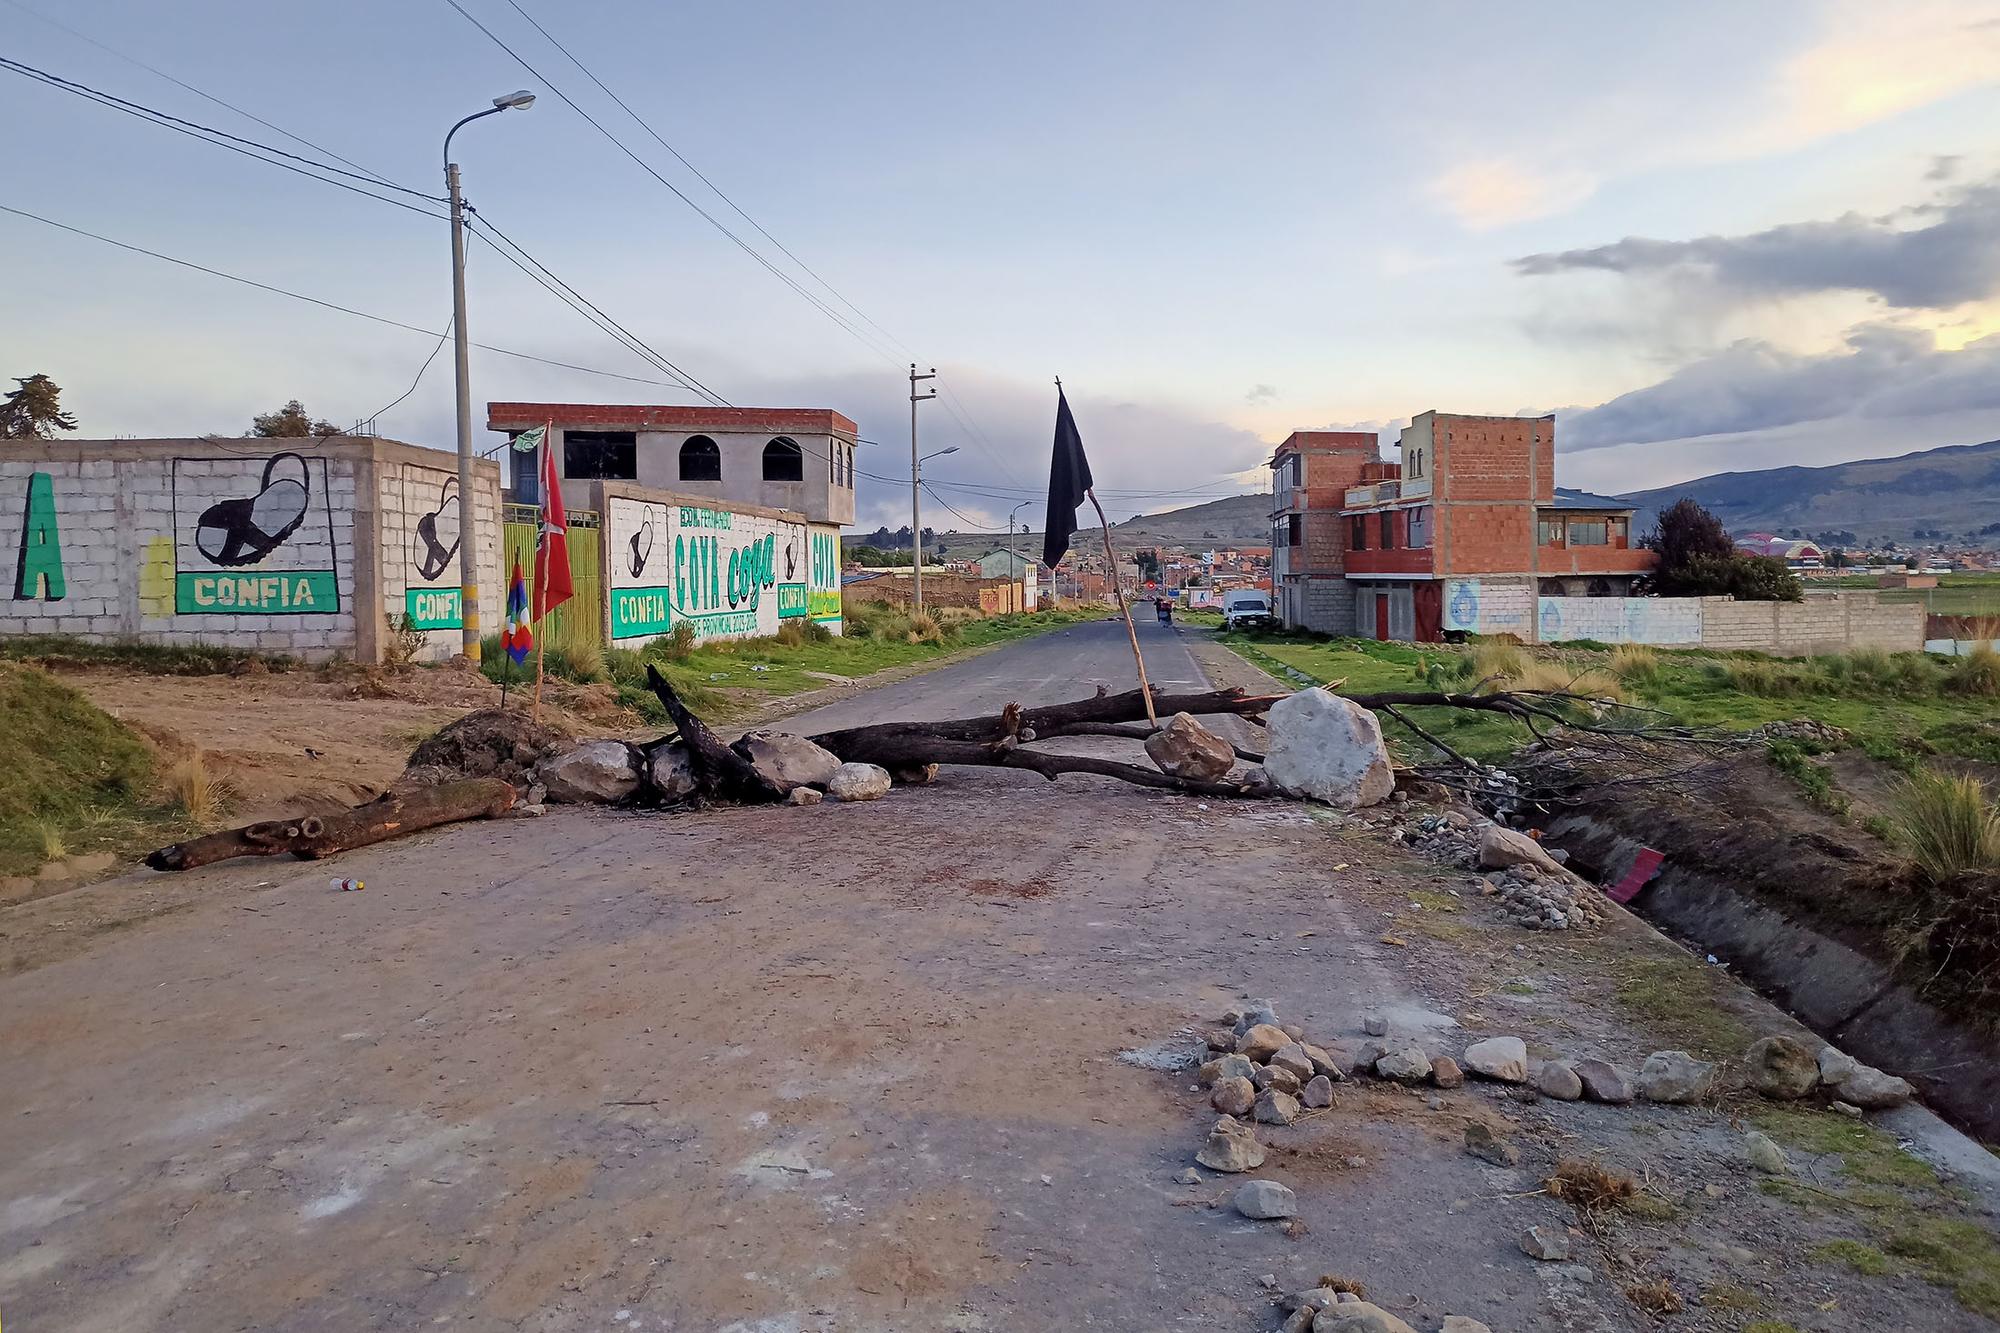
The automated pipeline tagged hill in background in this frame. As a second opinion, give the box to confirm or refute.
[1616,439,2000,543]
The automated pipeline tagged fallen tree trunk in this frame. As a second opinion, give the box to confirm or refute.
[643,665,783,802]
[807,685,1281,766]
[146,778,518,872]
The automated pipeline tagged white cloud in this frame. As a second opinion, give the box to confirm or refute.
[1426,158,1599,231]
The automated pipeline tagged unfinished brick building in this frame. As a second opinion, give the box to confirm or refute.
[1270,412,1654,641]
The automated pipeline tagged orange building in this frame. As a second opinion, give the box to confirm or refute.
[1271,412,1655,641]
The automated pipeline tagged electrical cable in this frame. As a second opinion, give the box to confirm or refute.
[0,202,696,391]
[466,209,733,407]
[1,0,398,185]
[0,55,448,216]
[441,0,904,368]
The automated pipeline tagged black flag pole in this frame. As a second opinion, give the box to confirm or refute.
[1052,377,1158,726]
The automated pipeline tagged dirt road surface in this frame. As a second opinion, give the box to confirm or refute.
[3,622,1995,1331]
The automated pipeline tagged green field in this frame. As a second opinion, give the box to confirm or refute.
[1218,631,2000,768]
[1817,572,2000,618]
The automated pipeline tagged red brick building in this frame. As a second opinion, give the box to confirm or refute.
[1268,430,1390,633]
[1270,411,1654,641]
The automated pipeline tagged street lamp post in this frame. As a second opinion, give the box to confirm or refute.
[912,444,958,613]
[444,89,535,662]
[1006,500,1030,613]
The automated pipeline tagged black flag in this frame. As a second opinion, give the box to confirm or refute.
[1043,387,1094,568]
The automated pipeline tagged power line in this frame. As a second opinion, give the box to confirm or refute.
[0,0,396,185]
[0,55,447,219]
[0,202,697,391]
[496,0,919,363]
[466,210,732,407]
[441,0,904,367]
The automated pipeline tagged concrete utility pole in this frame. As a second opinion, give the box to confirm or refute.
[908,364,937,611]
[444,90,535,661]
[1007,500,1030,613]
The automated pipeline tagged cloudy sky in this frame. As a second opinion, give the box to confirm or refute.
[6,0,2000,529]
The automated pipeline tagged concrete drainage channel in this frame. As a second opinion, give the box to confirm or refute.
[1545,809,2000,1166]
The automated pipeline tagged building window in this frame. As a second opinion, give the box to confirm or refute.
[1608,515,1629,547]
[1350,515,1368,550]
[842,446,853,488]
[1586,577,1615,597]
[679,434,721,481]
[1286,514,1302,546]
[1407,505,1432,549]
[563,430,636,480]
[1378,512,1394,549]
[1538,516,1565,546]
[763,437,804,482]
[1569,519,1609,546]
[1539,578,1567,596]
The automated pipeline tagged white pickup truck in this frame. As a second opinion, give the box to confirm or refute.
[1220,589,1276,632]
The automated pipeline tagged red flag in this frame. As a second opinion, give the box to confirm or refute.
[533,426,574,620]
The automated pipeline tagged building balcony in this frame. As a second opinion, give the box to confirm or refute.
[1536,545,1656,577]
[1345,547,1434,577]
[1342,480,1401,507]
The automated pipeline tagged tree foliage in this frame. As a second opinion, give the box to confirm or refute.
[1,374,78,439]
[1641,497,1801,601]
[250,399,340,438]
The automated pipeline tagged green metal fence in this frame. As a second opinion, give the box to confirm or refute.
[502,504,603,654]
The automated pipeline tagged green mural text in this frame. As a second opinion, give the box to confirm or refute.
[14,470,66,601]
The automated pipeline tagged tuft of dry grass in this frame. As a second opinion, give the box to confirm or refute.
[1316,1275,1367,1298]
[1511,660,1628,703]
[1546,1158,1639,1212]
[167,753,235,830]
[1608,642,1661,686]
[1890,767,2000,881]
[1624,1277,1683,1314]
[1465,639,1527,684]
[905,608,947,645]
[32,817,67,861]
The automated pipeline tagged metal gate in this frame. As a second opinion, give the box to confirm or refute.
[502,503,603,653]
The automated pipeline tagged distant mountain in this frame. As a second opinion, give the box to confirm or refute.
[930,492,1272,560]
[1616,439,2000,544]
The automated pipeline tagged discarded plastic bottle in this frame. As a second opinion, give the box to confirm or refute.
[331,877,365,892]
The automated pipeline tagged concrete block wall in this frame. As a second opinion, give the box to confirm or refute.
[3,439,503,663]
[1698,591,1924,655]
[1441,576,1534,636]
[1301,576,1354,635]
[372,448,504,664]
[1537,595,1702,645]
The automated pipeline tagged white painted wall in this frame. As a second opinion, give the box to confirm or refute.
[604,495,840,646]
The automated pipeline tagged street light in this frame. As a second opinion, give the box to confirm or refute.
[1006,500,1031,613]
[912,444,957,613]
[444,90,535,662]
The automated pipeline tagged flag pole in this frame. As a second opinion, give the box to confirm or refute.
[1087,487,1157,726]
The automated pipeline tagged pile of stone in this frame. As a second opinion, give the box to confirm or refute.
[1273,1284,1487,1333]
[521,728,904,809]
[1405,813,1606,931]
[1756,717,1850,747]
[1481,863,1605,931]
[1743,1033,1914,1111]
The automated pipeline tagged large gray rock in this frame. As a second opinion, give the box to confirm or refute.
[1195,1116,1264,1172]
[1254,1088,1301,1125]
[1261,688,1395,808]
[1834,1063,1915,1109]
[1637,1050,1716,1103]
[1198,1054,1257,1087]
[1232,1179,1299,1220]
[1270,1043,1317,1082]
[1744,1130,1789,1174]
[731,730,840,793]
[1462,1036,1528,1083]
[1520,1225,1570,1261]
[1744,1035,1819,1101]
[1212,1076,1256,1116]
[1302,1074,1336,1108]
[1312,1301,1418,1333]
[1145,712,1235,782]
[1535,1061,1584,1101]
[826,762,892,802]
[1818,1045,1861,1085]
[1477,823,1570,877]
[1574,1059,1633,1105]
[1374,1047,1434,1084]
[1237,1023,1292,1061]
[647,741,697,798]
[536,739,640,803]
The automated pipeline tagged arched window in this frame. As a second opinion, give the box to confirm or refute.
[679,434,720,481]
[763,436,803,482]
[1586,577,1615,598]
[1538,578,1567,596]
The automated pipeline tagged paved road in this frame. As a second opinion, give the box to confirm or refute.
[778,615,1221,735]
[5,624,1970,1332]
